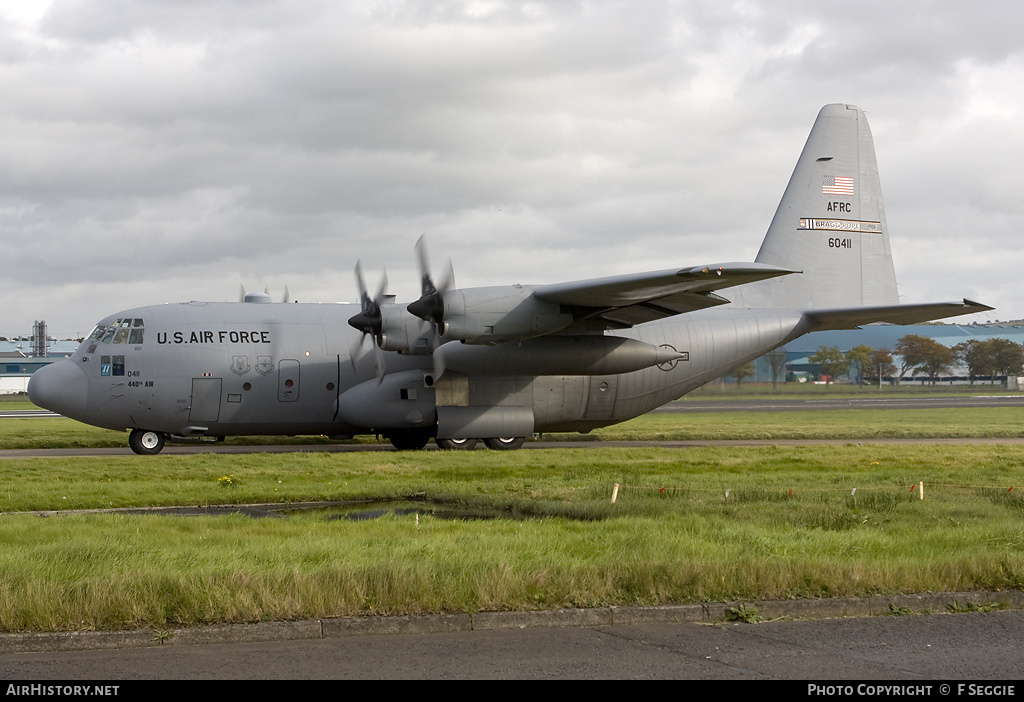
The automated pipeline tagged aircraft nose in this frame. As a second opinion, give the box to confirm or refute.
[28,359,89,419]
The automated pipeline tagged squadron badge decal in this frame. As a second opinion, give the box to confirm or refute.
[255,356,275,376]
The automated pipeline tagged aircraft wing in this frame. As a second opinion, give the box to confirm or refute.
[803,299,994,332]
[534,262,798,328]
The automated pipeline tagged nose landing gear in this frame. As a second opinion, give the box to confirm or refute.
[128,428,166,455]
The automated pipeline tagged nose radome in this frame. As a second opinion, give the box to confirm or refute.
[28,359,89,419]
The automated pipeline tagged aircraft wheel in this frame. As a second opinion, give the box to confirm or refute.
[435,438,479,450]
[129,429,166,455]
[484,437,526,450]
[388,431,432,451]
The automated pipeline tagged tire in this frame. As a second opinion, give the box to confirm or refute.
[483,436,526,450]
[435,438,479,450]
[388,430,432,451]
[129,429,166,455]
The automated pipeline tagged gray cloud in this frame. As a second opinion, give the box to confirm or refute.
[2,0,1022,336]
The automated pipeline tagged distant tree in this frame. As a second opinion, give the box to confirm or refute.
[894,335,941,384]
[896,334,954,385]
[844,344,874,385]
[734,361,757,387]
[952,338,1023,385]
[808,345,849,385]
[765,348,789,391]
[953,340,995,385]
[863,348,896,386]
[988,338,1024,384]
[917,344,955,384]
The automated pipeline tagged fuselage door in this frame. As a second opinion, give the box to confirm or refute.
[189,378,222,423]
[584,375,617,420]
[278,359,300,402]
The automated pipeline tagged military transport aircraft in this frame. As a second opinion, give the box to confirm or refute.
[29,104,991,454]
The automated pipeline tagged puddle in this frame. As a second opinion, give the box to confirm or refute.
[296,501,518,522]
[60,499,535,521]
[25,498,601,522]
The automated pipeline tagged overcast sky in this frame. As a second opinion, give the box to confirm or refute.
[2,0,1022,338]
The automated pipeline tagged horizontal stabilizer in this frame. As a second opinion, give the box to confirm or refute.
[803,299,994,332]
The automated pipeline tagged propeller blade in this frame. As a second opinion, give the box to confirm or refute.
[348,262,387,336]
[354,260,368,305]
[438,258,455,296]
[408,235,453,334]
[415,235,434,297]
[373,344,387,384]
[349,331,367,371]
[348,261,388,378]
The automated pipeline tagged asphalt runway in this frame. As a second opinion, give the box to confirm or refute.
[3,609,1023,680]
[656,393,1024,412]
[4,393,1024,459]
[0,409,59,418]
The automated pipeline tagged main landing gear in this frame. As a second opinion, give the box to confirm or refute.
[433,436,525,451]
[386,432,527,451]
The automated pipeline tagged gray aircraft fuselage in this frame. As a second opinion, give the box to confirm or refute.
[32,298,803,442]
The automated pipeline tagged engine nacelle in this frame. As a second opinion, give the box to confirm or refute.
[439,286,574,345]
[377,304,435,355]
[439,335,685,376]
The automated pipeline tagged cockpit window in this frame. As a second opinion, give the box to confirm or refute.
[113,320,130,345]
[128,318,145,344]
[92,318,145,345]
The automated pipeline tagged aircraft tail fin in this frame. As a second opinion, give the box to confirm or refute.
[734,104,900,310]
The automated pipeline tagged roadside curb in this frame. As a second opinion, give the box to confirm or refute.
[3,590,1022,654]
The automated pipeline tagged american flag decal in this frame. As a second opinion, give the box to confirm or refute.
[823,175,854,196]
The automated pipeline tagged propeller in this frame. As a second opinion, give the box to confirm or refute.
[407,235,454,335]
[346,239,453,382]
[347,261,388,378]
[406,236,456,380]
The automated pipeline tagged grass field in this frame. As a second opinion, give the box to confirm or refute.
[3,390,1024,633]
[2,436,1024,632]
